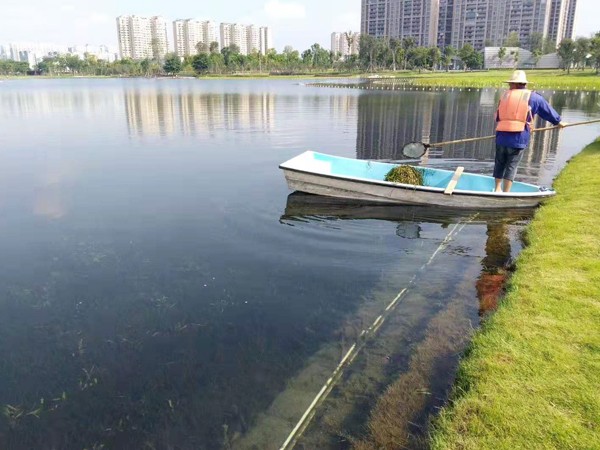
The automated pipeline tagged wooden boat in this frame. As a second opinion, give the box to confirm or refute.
[279,151,555,209]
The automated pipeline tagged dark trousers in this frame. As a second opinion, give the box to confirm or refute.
[493,145,525,181]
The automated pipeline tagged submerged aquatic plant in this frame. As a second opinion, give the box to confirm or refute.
[384,165,425,186]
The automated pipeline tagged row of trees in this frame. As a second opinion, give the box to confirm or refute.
[503,31,558,55]
[1,32,597,77]
[15,37,489,76]
[0,60,30,75]
[357,36,485,71]
[187,36,488,73]
[557,34,600,74]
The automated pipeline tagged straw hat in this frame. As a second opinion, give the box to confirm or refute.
[505,70,529,84]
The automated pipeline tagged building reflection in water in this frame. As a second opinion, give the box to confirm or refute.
[124,88,277,138]
[120,85,364,150]
[356,89,598,182]
[0,89,123,119]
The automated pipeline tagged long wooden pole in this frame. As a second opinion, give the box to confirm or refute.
[425,118,600,149]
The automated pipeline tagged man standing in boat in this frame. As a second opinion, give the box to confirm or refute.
[494,70,566,192]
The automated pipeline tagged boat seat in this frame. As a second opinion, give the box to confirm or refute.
[444,167,464,195]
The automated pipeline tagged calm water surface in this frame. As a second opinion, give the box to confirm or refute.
[0,79,598,449]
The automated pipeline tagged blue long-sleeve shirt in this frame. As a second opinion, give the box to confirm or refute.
[496,90,562,149]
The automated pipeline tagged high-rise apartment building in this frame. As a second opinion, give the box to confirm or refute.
[116,16,133,59]
[547,0,577,46]
[397,0,440,46]
[247,25,261,55]
[437,0,455,47]
[533,0,554,41]
[172,20,221,56]
[362,0,576,52]
[450,0,573,50]
[150,16,169,59]
[547,0,567,45]
[188,20,205,53]
[448,0,574,50]
[219,24,270,55]
[232,24,248,55]
[331,32,360,58]
[205,22,220,50]
[474,0,552,49]
[220,23,234,50]
[450,0,492,50]
[173,20,187,56]
[361,0,388,38]
[361,0,440,46]
[331,32,342,55]
[116,15,168,60]
[259,27,273,55]
[220,23,248,54]
[564,0,577,42]
[173,19,204,56]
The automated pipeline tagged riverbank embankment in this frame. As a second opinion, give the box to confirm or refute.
[429,139,600,449]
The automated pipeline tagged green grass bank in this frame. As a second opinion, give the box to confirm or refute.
[308,69,600,91]
[429,140,600,449]
[403,69,600,91]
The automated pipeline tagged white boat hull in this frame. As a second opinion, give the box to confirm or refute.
[282,168,550,209]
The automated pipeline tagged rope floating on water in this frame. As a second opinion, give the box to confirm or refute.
[279,216,478,449]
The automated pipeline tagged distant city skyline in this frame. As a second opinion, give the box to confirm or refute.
[0,0,597,52]
[116,16,273,60]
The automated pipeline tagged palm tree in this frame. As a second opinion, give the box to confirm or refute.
[498,47,507,68]
[401,37,416,70]
[195,42,209,54]
[428,47,442,71]
[509,50,520,69]
[557,39,576,74]
[209,41,220,54]
[442,46,456,71]
[389,38,401,71]
[358,34,377,72]
[344,31,357,60]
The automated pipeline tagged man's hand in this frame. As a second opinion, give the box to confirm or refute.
[558,121,569,128]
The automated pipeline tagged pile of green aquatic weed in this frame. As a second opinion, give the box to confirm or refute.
[385,165,424,185]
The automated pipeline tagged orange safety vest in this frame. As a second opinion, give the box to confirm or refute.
[496,89,532,133]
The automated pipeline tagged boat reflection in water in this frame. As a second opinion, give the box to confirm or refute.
[282,192,532,316]
[281,192,535,225]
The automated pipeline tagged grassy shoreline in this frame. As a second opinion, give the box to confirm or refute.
[429,139,600,449]
[2,69,600,90]
[401,69,600,91]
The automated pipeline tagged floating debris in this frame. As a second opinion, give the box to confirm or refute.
[384,165,425,186]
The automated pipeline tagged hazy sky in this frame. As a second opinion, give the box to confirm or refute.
[0,0,597,51]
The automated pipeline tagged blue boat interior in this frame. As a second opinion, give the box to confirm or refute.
[312,152,541,193]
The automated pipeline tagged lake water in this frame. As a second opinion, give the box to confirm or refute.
[0,79,598,449]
